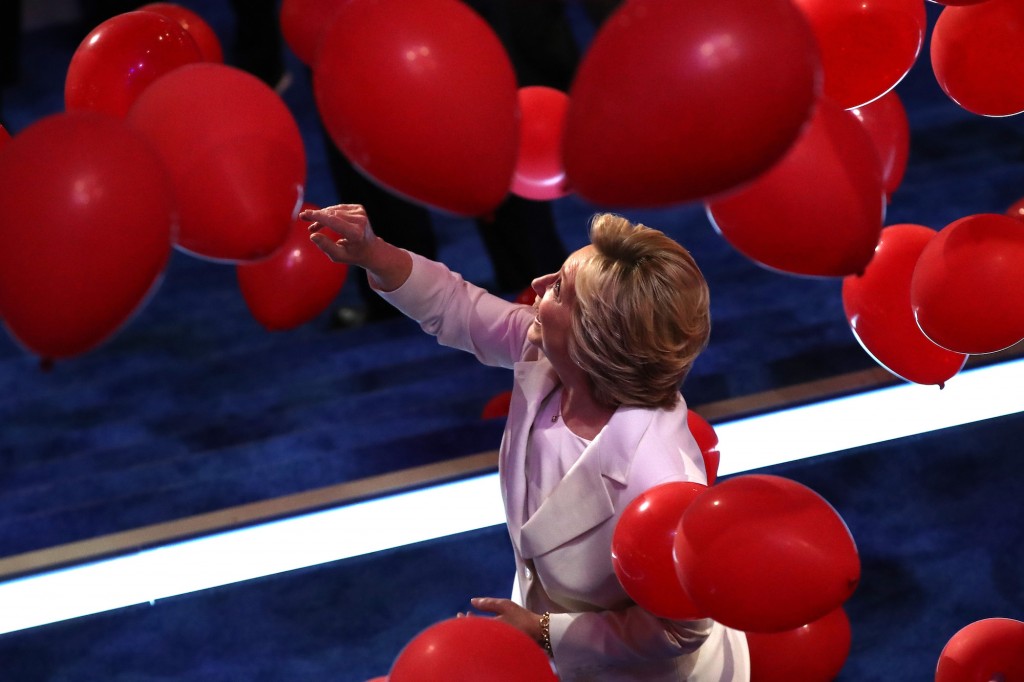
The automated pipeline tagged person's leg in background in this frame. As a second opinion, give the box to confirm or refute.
[0,0,21,129]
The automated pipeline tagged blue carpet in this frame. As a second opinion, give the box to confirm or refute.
[0,410,1020,681]
[1,0,1022,651]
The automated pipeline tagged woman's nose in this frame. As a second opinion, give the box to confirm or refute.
[532,273,554,296]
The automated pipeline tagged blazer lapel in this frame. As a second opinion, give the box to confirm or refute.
[518,405,656,559]
[503,358,560,547]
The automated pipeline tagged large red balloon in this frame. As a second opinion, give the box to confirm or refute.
[791,0,925,109]
[236,204,348,331]
[562,0,821,208]
[612,481,707,620]
[65,11,202,117]
[935,618,1024,682]
[0,112,174,359]
[389,617,558,682]
[279,0,347,66]
[674,474,860,633]
[931,0,1024,116]
[707,98,885,278]
[686,410,720,485]
[511,86,570,202]
[850,90,911,199]
[140,3,224,63]
[843,224,967,386]
[747,607,852,682]
[127,63,306,262]
[314,0,518,216]
[911,213,1024,354]
[0,124,9,149]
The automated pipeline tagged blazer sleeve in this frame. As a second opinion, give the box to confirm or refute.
[550,608,713,671]
[375,251,536,368]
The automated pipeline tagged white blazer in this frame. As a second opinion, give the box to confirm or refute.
[381,253,749,682]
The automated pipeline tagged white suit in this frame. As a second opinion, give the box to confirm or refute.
[380,253,750,681]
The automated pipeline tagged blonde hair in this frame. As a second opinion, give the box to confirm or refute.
[570,214,711,409]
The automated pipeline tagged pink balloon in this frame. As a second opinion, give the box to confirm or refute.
[842,224,967,386]
[911,213,1024,354]
[931,0,1024,116]
[314,0,518,216]
[65,11,202,117]
[707,98,885,278]
[936,618,1024,682]
[792,0,925,109]
[849,90,910,199]
[562,0,821,207]
[511,86,570,201]
[236,203,348,331]
[127,63,306,262]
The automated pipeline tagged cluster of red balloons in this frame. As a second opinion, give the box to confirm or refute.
[843,211,1024,386]
[0,4,326,360]
[611,474,859,680]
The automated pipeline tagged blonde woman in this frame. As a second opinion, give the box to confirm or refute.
[304,204,749,681]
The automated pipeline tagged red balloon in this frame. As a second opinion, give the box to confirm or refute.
[843,224,967,386]
[389,617,558,682]
[850,90,911,199]
[511,86,570,201]
[911,213,1024,354]
[127,63,306,262]
[747,607,852,682]
[0,124,9,149]
[686,410,720,485]
[0,112,174,359]
[936,618,1024,682]
[314,0,518,216]
[236,203,348,331]
[707,98,885,278]
[612,481,707,620]
[791,0,925,109]
[674,474,860,633]
[279,0,347,66]
[514,286,536,306]
[65,11,202,117]
[139,3,224,63]
[562,0,821,207]
[1007,197,1024,222]
[931,0,1024,116]
[480,390,512,420]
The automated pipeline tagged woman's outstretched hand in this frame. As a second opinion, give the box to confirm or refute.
[302,204,376,267]
[301,203,412,292]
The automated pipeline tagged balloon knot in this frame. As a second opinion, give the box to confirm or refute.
[39,357,55,373]
[937,381,945,390]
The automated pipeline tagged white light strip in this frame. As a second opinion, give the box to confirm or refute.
[715,357,1024,474]
[0,357,1021,635]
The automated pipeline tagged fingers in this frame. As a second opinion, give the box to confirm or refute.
[470,597,512,616]
[300,204,367,237]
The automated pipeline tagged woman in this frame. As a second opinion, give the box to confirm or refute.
[303,204,749,681]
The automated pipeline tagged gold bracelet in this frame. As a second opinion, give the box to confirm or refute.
[539,612,552,655]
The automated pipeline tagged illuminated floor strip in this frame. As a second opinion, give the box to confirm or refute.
[0,357,1022,635]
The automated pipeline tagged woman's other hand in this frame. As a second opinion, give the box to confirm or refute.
[470,597,544,642]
